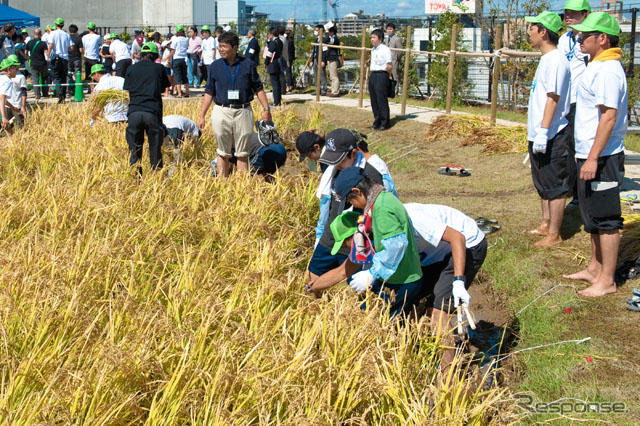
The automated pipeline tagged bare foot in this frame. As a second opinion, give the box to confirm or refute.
[578,282,616,297]
[534,233,562,247]
[528,224,549,236]
[563,268,597,282]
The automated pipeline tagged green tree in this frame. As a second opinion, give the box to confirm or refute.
[427,11,471,106]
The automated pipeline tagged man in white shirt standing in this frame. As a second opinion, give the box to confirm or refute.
[524,12,571,248]
[200,26,215,85]
[368,29,392,130]
[82,22,102,94]
[558,0,591,206]
[89,64,128,124]
[564,12,627,297]
[169,25,189,97]
[109,33,132,77]
[47,18,75,103]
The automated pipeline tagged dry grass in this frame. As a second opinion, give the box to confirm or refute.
[0,101,514,423]
[621,213,640,260]
[426,115,528,154]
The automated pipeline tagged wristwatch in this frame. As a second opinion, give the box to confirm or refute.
[264,106,271,111]
[454,275,466,283]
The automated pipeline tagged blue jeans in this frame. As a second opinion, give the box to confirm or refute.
[250,144,287,175]
[187,53,200,87]
[361,278,423,318]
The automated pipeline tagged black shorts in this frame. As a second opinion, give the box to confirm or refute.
[576,152,625,233]
[419,239,487,314]
[529,125,571,200]
[173,58,188,84]
[115,58,132,77]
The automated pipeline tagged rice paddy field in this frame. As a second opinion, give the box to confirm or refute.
[0,101,515,424]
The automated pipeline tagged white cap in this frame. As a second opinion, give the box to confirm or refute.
[161,40,171,47]
[324,21,334,31]
[223,25,231,32]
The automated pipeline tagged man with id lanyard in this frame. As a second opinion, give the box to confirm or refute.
[198,31,272,177]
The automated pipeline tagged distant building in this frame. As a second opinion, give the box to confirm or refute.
[338,10,387,35]
[11,0,266,34]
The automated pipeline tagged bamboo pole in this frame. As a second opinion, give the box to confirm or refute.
[311,42,448,56]
[400,26,412,116]
[445,24,457,114]
[490,24,503,126]
[315,28,324,102]
[358,28,366,108]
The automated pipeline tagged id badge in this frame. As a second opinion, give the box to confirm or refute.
[228,90,240,100]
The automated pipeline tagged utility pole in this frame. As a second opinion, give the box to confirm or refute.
[630,8,637,77]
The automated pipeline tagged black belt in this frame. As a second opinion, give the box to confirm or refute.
[215,102,251,109]
[371,70,387,74]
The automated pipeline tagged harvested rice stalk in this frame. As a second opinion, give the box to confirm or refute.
[88,88,129,110]
[621,214,640,259]
[427,114,528,154]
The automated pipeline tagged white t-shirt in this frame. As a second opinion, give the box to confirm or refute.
[48,29,74,60]
[163,115,200,137]
[316,152,388,199]
[82,33,102,60]
[201,36,215,65]
[9,73,26,109]
[161,48,172,68]
[527,48,570,141]
[370,43,392,71]
[404,203,485,266]
[214,37,222,60]
[170,36,188,59]
[0,74,15,100]
[94,74,128,122]
[558,31,588,104]
[109,39,131,62]
[574,59,627,159]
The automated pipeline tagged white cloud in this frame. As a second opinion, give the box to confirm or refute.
[397,1,410,7]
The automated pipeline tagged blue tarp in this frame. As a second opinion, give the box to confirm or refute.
[0,5,40,28]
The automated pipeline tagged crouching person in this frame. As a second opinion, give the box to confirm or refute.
[405,203,487,372]
[313,167,423,318]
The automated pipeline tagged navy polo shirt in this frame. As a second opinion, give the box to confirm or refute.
[205,55,263,104]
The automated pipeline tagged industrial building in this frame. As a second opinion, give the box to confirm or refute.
[7,0,266,33]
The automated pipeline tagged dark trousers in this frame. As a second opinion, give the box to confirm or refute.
[52,57,69,99]
[270,72,282,106]
[368,71,391,128]
[125,111,164,170]
[115,58,132,77]
[31,64,48,98]
[199,63,208,85]
[84,58,99,92]
[567,103,578,198]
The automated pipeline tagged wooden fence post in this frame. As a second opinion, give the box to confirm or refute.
[445,24,457,114]
[400,26,413,116]
[358,28,367,108]
[315,28,324,102]
[490,24,503,126]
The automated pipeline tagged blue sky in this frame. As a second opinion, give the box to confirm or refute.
[253,0,569,21]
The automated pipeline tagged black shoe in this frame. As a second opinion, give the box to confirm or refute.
[57,98,65,104]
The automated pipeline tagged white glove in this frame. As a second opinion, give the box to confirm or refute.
[89,119,94,126]
[314,238,320,249]
[532,128,548,154]
[452,279,470,308]
[349,270,374,294]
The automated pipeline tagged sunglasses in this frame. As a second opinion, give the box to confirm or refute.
[577,32,601,44]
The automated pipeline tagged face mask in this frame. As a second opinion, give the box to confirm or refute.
[313,30,318,36]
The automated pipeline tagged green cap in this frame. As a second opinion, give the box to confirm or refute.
[87,21,96,30]
[175,24,184,32]
[141,41,159,54]
[1,55,20,70]
[525,11,563,34]
[570,11,620,36]
[90,63,106,76]
[564,0,591,12]
[21,28,28,34]
[110,33,118,39]
[55,17,64,26]
[330,211,361,255]
[201,25,211,31]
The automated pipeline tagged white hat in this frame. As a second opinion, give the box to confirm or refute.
[104,33,113,40]
[161,40,171,48]
[324,21,334,31]
[223,25,231,32]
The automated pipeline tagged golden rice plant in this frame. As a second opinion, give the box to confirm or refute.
[621,213,640,260]
[88,88,130,110]
[0,101,515,424]
[427,114,528,154]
